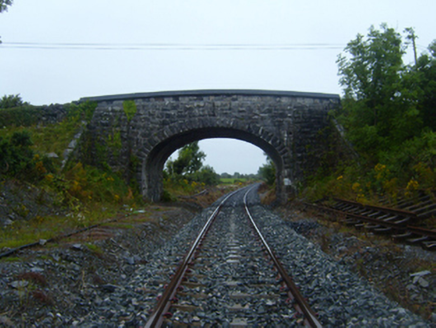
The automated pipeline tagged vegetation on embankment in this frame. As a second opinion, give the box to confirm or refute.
[302,24,436,206]
[0,97,147,250]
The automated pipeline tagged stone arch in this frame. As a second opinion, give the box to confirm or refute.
[81,90,341,204]
[139,118,292,202]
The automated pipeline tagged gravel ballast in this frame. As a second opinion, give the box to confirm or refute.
[0,186,433,327]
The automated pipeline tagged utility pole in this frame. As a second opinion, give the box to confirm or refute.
[404,27,418,66]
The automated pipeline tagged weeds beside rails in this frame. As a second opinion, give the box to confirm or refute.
[0,208,146,260]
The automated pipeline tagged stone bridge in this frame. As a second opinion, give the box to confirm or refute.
[80,90,340,203]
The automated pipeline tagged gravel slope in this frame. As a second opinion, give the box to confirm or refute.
[0,206,195,327]
[276,202,436,325]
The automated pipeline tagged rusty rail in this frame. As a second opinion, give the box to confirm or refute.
[243,186,322,328]
[144,189,239,328]
[333,198,417,219]
[305,199,436,251]
[146,186,322,327]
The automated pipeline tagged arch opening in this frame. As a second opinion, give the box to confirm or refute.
[141,126,291,202]
[167,138,267,175]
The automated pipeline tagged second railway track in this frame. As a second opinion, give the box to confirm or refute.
[304,196,436,251]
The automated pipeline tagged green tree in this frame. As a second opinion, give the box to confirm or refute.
[336,24,425,159]
[258,157,275,186]
[0,0,13,43]
[169,141,206,176]
[333,24,436,195]
[0,94,27,109]
[191,165,220,186]
[0,0,12,13]
[337,24,404,124]
[164,142,220,187]
[414,41,436,130]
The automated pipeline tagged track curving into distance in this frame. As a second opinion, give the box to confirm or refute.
[145,184,322,327]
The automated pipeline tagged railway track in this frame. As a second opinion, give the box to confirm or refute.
[145,185,322,327]
[304,195,436,251]
[1,185,429,326]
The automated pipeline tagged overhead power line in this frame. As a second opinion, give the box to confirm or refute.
[0,41,345,51]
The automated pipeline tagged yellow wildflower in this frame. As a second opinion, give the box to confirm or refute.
[352,182,361,192]
[406,179,419,191]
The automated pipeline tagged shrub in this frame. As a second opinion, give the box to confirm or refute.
[0,131,34,177]
[0,94,27,109]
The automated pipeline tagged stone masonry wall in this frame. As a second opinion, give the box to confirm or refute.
[80,90,340,202]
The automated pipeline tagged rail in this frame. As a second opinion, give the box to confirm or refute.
[146,185,322,327]
[243,186,322,327]
[144,189,240,327]
[305,198,436,251]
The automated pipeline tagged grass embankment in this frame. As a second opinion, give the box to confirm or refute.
[0,102,149,252]
[0,163,149,250]
[0,205,118,250]
[219,177,249,185]
[0,116,81,158]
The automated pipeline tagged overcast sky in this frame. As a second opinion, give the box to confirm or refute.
[1,1,435,174]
